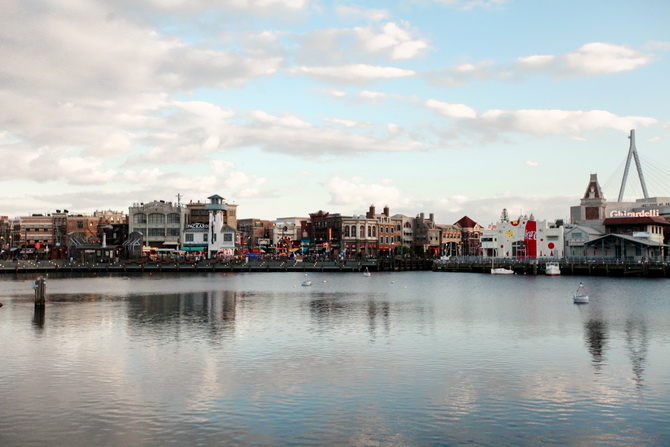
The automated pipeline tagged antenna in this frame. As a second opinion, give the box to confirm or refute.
[618,129,649,201]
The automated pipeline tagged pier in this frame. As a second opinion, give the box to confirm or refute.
[1,258,668,277]
[433,258,670,278]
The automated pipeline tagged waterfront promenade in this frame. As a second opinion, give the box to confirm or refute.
[1,257,669,277]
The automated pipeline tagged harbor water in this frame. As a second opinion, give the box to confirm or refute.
[1,271,669,446]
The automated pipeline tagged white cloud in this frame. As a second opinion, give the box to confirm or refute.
[516,43,653,78]
[425,99,477,119]
[353,22,430,60]
[289,64,415,84]
[525,160,539,167]
[326,176,406,210]
[323,118,372,128]
[335,5,390,21]
[357,90,388,103]
[477,109,657,136]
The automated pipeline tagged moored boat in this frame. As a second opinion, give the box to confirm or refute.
[545,262,561,276]
[491,267,514,275]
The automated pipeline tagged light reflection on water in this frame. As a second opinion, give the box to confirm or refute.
[1,272,669,446]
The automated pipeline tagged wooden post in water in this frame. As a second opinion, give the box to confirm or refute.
[34,276,46,307]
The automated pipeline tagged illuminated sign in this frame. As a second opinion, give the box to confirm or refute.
[609,209,660,218]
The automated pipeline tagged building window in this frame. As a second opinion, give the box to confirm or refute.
[351,225,357,237]
[203,234,208,242]
[133,213,147,224]
[223,233,233,242]
[148,228,165,237]
[344,226,350,237]
[167,228,180,237]
[77,221,84,229]
[185,234,194,242]
[167,213,180,224]
[149,213,165,225]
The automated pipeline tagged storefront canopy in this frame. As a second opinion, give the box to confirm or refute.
[181,246,207,252]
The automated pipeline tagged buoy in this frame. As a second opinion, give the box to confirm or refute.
[0,302,3,307]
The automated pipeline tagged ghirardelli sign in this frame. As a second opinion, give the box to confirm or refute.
[609,209,660,218]
[187,223,209,230]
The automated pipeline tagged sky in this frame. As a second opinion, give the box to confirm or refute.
[1,0,669,226]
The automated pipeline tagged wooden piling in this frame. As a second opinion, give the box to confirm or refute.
[34,276,46,307]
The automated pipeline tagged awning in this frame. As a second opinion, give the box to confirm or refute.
[181,246,206,252]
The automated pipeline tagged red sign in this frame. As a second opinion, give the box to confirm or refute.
[523,220,537,259]
[35,242,41,250]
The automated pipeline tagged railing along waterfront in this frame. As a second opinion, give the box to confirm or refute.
[1,257,668,277]
[0,257,432,275]
[433,256,670,277]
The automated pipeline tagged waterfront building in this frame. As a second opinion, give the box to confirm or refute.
[206,194,237,258]
[481,214,564,259]
[394,214,415,257]
[414,212,440,258]
[182,197,238,256]
[437,224,462,257]
[128,200,184,250]
[237,218,272,254]
[564,225,603,258]
[454,216,483,256]
[365,205,399,257]
[579,216,669,261]
[270,217,306,253]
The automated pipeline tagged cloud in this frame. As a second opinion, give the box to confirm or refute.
[477,109,657,136]
[323,118,373,128]
[427,0,511,11]
[425,99,477,119]
[326,176,407,210]
[335,5,390,21]
[516,42,653,77]
[289,64,416,84]
[525,160,539,167]
[293,21,429,65]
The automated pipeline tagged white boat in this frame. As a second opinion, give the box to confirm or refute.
[490,257,514,275]
[545,262,561,276]
[573,283,589,303]
[301,274,312,287]
[363,268,371,277]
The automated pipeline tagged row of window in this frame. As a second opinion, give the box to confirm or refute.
[133,213,181,225]
[147,228,181,237]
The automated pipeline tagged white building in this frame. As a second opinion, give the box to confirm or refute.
[481,215,565,259]
[206,194,237,258]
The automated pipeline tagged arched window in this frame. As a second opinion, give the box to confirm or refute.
[372,227,376,237]
[351,225,356,237]
[133,213,147,224]
[149,213,165,224]
[167,213,180,224]
[360,225,365,237]
[344,226,350,237]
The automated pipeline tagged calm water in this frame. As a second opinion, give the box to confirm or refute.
[1,271,669,446]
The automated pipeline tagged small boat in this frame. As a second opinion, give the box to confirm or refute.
[301,274,312,287]
[573,282,589,304]
[490,257,514,275]
[363,268,371,277]
[545,262,561,276]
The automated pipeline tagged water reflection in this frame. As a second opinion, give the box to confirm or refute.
[625,318,648,390]
[126,290,240,341]
[584,317,608,373]
[32,305,45,331]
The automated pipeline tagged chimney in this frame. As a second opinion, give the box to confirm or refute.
[429,213,434,222]
[383,206,389,217]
